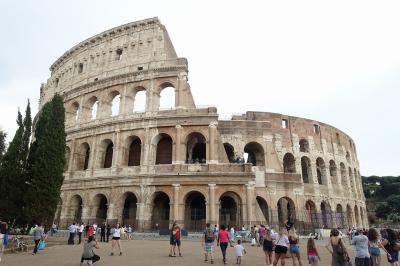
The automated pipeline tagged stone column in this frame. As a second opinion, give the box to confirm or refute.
[107,203,117,224]
[246,183,255,227]
[113,130,121,168]
[208,184,217,224]
[81,205,91,224]
[208,122,218,164]
[174,125,184,164]
[172,184,181,224]
[67,140,76,173]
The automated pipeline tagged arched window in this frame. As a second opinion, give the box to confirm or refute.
[244,142,265,166]
[159,85,175,110]
[346,152,351,163]
[133,90,146,112]
[64,147,71,172]
[316,157,327,185]
[111,93,121,116]
[301,156,312,183]
[299,139,309,153]
[223,143,235,163]
[76,142,90,171]
[67,102,79,125]
[329,160,337,184]
[104,143,113,168]
[155,134,173,164]
[186,132,206,163]
[283,153,296,173]
[128,138,141,166]
[340,163,347,186]
[91,100,99,120]
[99,139,113,168]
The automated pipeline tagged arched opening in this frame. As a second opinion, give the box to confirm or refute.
[346,204,353,228]
[283,153,296,173]
[184,191,206,231]
[102,140,114,168]
[256,196,269,223]
[321,201,332,228]
[219,192,242,228]
[329,160,338,184]
[305,200,318,228]
[354,205,360,227]
[340,163,347,187]
[186,132,206,163]
[299,139,309,152]
[348,168,354,193]
[76,142,90,171]
[91,100,99,120]
[155,134,173,164]
[316,157,327,185]
[301,156,312,183]
[277,197,296,227]
[64,146,71,172]
[122,192,138,227]
[111,93,121,116]
[152,192,170,230]
[128,137,141,166]
[244,142,265,166]
[336,204,345,229]
[93,194,108,224]
[223,143,235,163]
[360,208,365,228]
[133,90,146,112]
[69,195,83,223]
[159,85,175,110]
[67,102,79,125]
[346,152,351,163]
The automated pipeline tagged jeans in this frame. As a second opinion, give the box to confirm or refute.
[33,239,40,254]
[100,233,105,242]
[78,232,82,244]
[68,233,75,245]
[220,242,228,259]
[355,257,372,266]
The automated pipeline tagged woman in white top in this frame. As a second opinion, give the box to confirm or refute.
[272,228,290,266]
[110,223,122,256]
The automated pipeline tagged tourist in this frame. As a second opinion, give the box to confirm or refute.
[50,222,57,237]
[127,225,133,240]
[168,222,182,257]
[0,220,8,263]
[68,222,77,245]
[106,224,111,243]
[202,223,215,264]
[213,224,219,237]
[217,224,230,264]
[80,235,100,266]
[174,222,182,257]
[32,223,44,255]
[234,239,246,265]
[100,223,106,242]
[352,229,371,266]
[78,223,84,244]
[93,223,98,236]
[381,229,399,266]
[272,228,290,266]
[326,228,348,266]
[110,223,123,256]
[307,238,321,266]
[368,228,382,266]
[259,224,266,246]
[289,228,302,266]
[263,227,274,266]
[87,224,95,238]
[229,225,235,247]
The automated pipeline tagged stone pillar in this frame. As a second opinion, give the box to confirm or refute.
[174,125,184,164]
[113,130,121,168]
[67,140,76,173]
[208,184,217,225]
[172,184,181,224]
[246,183,255,227]
[81,205,91,224]
[107,203,117,225]
[208,122,218,164]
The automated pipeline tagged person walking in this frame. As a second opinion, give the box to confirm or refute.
[234,239,246,265]
[263,228,274,266]
[202,223,215,264]
[352,230,371,266]
[307,238,321,266]
[80,235,100,266]
[127,225,133,240]
[326,228,348,266]
[106,224,111,243]
[258,225,266,246]
[0,220,8,263]
[110,223,123,256]
[289,228,302,266]
[78,223,84,244]
[169,222,177,257]
[68,222,77,245]
[50,222,57,237]
[100,223,106,242]
[272,228,290,266]
[229,225,235,247]
[368,228,382,266]
[32,223,44,255]
[381,229,399,266]
[217,224,229,264]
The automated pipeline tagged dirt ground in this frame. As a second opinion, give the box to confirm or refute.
[1,239,392,266]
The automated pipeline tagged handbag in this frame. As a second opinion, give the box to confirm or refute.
[38,240,46,250]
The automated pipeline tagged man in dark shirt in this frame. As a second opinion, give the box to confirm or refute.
[106,224,111,243]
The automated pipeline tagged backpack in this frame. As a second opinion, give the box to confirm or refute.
[205,228,215,242]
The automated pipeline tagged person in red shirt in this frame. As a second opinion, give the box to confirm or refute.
[174,224,182,257]
[217,224,229,264]
[169,222,182,257]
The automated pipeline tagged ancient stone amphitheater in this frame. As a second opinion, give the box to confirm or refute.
[39,18,367,232]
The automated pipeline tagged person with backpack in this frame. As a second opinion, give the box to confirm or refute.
[202,223,215,264]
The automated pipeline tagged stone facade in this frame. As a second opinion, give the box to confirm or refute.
[38,17,367,232]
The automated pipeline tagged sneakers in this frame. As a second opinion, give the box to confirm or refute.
[110,252,114,256]
[120,252,122,256]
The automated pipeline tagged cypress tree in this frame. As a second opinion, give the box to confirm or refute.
[25,95,66,226]
[21,100,32,169]
[0,129,6,164]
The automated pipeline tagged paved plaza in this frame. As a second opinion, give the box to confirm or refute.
[1,238,392,266]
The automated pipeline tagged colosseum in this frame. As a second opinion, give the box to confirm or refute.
[38,17,368,232]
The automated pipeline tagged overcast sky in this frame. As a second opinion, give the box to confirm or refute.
[1,0,399,176]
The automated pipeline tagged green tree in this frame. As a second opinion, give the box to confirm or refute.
[387,195,400,214]
[25,95,66,226]
[375,203,391,220]
[0,129,6,163]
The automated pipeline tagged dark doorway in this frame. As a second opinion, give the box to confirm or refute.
[104,143,113,168]
[123,193,137,227]
[128,138,141,166]
[156,135,173,164]
[219,192,241,228]
[152,192,170,230]
[184,192,206,231]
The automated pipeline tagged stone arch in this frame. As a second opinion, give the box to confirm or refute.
[64,146,71,172]
[316,157,327,185]
[346,151,351,163]
[109,91,121,116]
[244,142,265,166]
[277,197,296,227]
[301,156,312,183]
[354,205,360,227]
[305,200,318,228]
[132,86,147,113]
[120,192,138,227]
[340,162,347,186]
[256,196,269,223]
[159,82,175,110]
[283,153,296,173]
[98,139,114,168]
[66,101,79,125]
[91,194,108,224]
[329,160,338,184]
[85,96,99,121]
[185,132,207,163]
[299,139,310,153]
[320,201,332,228]
[68,194,83,223]
[76,142,90,171]
[346,204,353,228]
[127,136,141,166]
[151,191,171,230]
[360,207,365,228]
[336,204,345,229]
[184,191,206,231]
[219,191,242,229]
[223,143,235,163]
[154,133,173,165]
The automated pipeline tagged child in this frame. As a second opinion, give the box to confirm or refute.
[307,238,320,266]
[234,239,246,265]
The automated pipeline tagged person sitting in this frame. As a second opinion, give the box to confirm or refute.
[80,235,100,266]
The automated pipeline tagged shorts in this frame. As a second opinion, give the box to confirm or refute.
[369,247,380,257]
[175,239,181,246]
[204,242,214,253]
[388,251,399,263]
[263,240,273,252]
[112,237,120,240]
[309,255,319,262]
[274,245,288,254]
[290,244,299,254]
